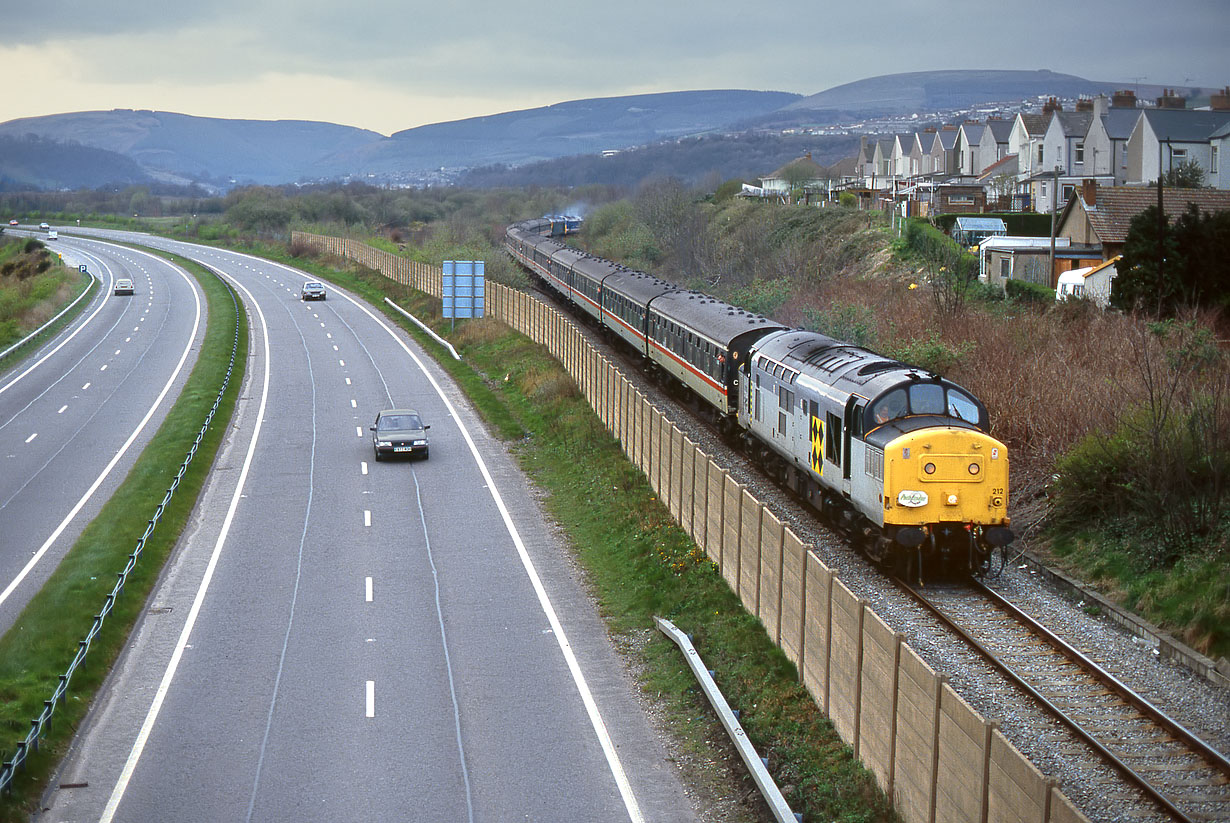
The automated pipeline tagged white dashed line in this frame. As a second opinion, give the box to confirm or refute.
[339,360,345,367]
[58,405,67,414]
[345,378,351,385]
[356,426,363,437]
[361,462,368,475]
[25,432,37,444]
[365,681,375,718]
[100,364,108,371]
[363,510,371,527]
[365,577,373,602]
[82,382,90,390]
[350,399,357,408]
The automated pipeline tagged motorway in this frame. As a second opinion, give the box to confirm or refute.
[0,238,204,634]
[24,233,694,822]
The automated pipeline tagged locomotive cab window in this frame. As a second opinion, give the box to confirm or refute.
[946,388,980,423]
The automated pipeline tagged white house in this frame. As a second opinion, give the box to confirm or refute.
[1125,108,1230,187]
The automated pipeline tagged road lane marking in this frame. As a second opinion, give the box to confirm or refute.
[356,426,362,437]
[338,360,345,366]
[350,399,356,408]
[365,681,375,718]
[25,433,36,443]
[82,382,90,390]
[365,577,373,602]
[99,364,107,371]
[361,462,368,475]
[57,405,67,414]
[364,510,371,527]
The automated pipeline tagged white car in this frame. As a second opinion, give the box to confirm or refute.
[114,278,135,296]
[39,222,50,230]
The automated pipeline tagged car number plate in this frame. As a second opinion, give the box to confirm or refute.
[393,446,413,452]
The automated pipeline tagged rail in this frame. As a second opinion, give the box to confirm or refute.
[897,577,1230,823]
[0,266,240,796]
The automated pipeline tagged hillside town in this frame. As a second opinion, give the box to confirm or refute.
[747,87,1230,304]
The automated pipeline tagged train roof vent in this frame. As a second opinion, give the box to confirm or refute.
[857,361,899,376]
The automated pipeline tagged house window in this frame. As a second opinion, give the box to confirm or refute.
[1075,142,1084,163]
[949,194,974,205]
[1000,258,1010,279]
[1041,182,1048,197]
[1037,145,1044,165]
[1172,147,1188,160]
[1213,146,1219,169]
[1061,184,1075,203]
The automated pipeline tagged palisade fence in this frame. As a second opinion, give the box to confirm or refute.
[292,231,1089,823]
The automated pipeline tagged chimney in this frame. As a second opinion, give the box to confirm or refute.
[1211,87,1230,111]
[1075,97,1094,112]
[1082,179,1098,208]
[804,150,812,160]
[1157,88,1186,109]
[1092,95,1109,118]
[941,124,958,130]
[1042,96,1063,113]
[924,126,937,133]
[1111,89,1138,108]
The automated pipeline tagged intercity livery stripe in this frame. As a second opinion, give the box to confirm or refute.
[649,339,726,395]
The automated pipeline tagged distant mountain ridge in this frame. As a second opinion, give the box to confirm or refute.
[0,70,1177,190]
[784,68,1119,114]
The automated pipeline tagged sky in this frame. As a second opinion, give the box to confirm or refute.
[3,0,1227,136]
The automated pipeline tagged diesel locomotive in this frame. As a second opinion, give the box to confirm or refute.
[506,217,1014,577]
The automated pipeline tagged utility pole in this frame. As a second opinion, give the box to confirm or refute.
[1048,165,1061,287]
[1157,139,1167,315]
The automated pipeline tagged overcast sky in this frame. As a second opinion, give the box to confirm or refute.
[4,0,1226,135]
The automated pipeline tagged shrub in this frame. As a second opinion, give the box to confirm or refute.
[803,303,878,348]
[839,192,856,208]
[1005,279,1054,303]
[883,333,973,377]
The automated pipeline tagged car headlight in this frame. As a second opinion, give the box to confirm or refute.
[376,440,391,447]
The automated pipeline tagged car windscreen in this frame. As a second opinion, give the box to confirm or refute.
[378,414,421,431]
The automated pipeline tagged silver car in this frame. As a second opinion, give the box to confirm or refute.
[370,409,430,461]
[114,278,135,296]
[301,281,326,301]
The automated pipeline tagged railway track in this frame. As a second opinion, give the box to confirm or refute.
[898,578,1230,823]
[520,271,1229,822]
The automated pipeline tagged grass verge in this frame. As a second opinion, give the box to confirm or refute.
[0,255,246,820]
[243,243,895,822]
[0,251,95,360]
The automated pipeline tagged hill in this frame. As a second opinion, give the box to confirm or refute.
[0,135,153,190]
[783,69,1117,115]
[0,110,382,186]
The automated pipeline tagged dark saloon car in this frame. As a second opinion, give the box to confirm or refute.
[370,409,430,461]
[301,281,326,301]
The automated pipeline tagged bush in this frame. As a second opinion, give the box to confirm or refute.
[839,192,856,208]
[1005,279,1054,303]
[882,333,973,377]
[803,303,878,347]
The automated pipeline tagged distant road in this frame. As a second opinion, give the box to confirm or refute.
[39,233,694,822]
[0,237,204,634]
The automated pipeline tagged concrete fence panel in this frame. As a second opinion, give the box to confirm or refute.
[738,490,762,613]
[892,646,941,823]
[859,611,901,789]
[757,507,785,643]
[720,477,744,592]
[987,728,1051,823]
[801,552,833,712]
[1047,789,1092,823]
[934,683,989,823]
[779,528,807,670]
[704,461,725,565]
[827,578,865,748]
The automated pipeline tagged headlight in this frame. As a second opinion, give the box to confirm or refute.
[923,462,936,474]
[377,440,391,447]
[968,463,980,475]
